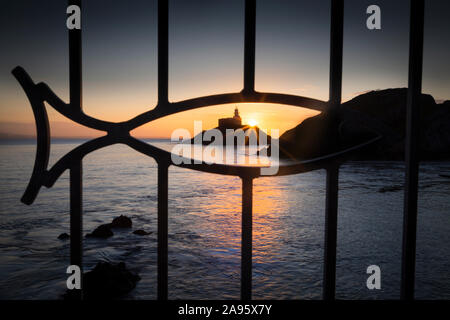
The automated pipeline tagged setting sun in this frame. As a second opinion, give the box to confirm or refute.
[248,119,258,127]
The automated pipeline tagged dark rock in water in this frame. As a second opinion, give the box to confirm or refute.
[133,230,152,236]
[110,215,132,228]
[86,224,113,238]
[82,262,140,300]
[440,174,450,179]
[85,216,131,238]
[58,233,70,240]
[271,88,450,160]
[378,185,403,193]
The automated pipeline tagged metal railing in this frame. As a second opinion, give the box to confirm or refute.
[13,0,424,300]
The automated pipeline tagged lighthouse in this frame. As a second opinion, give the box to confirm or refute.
[233,106,241,122]
[218,106,242,129]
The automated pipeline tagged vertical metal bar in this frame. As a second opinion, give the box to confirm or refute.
[157,162,169,300]
[401,0,425,301]
[68,0,83,300]
[241,176,253,300]
[328,0,344,108]
[70,162,83,267]
[156,3,169,298]
[323,164,339,300]
[69,0,82,110]
[323,0,344,301]
[243,0,256,94]
[158,0,169,105]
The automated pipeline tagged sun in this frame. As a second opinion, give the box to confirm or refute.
[248,119,258,127]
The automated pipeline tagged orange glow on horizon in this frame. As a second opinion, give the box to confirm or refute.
[130,103,320,139]
[0,99,320,139]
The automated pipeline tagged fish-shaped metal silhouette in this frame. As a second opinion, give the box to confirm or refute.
[12,66,380,205]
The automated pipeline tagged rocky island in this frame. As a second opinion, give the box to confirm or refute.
[189,107,271,146]
[268,88,450,160]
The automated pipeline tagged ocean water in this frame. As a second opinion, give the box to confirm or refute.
[0,140,449,300]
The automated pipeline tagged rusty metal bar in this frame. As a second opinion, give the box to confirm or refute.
[158,0,169,105]
[401,0,425,301]
[241,176,253,300]
[323,0,344,301]
[157,162,169,300]
[68,0,83,300]
[243,0,256,94]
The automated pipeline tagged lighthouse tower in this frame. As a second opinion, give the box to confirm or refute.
[218,106,242,129]
[233,106,241,122]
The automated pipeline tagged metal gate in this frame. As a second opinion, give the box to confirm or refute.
[12,0,425,300]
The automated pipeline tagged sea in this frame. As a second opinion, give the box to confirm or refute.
[0,139,449,300]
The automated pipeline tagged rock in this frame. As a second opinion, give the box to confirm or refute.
[58,233,70,240]
[110,215,132,228]
[133,230,152,236]
[82,262,140,300]
[86,224,113,238]
[272,88,450,161]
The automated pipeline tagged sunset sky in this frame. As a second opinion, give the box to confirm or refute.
[0,0,449,138]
